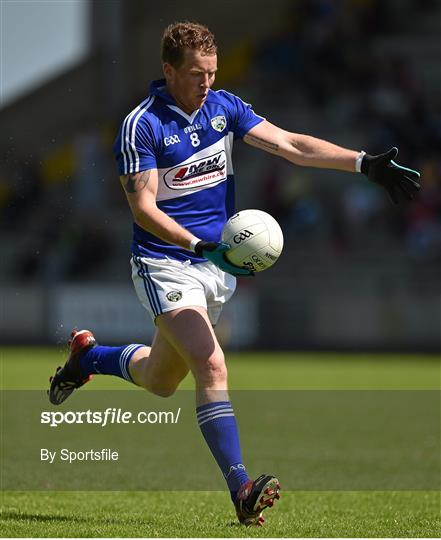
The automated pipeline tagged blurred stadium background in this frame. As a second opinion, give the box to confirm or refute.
[1,0,440,351]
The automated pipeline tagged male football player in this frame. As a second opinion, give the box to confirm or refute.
[49,21,420,526]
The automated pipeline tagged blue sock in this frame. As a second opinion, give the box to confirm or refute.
[197,401,249,501]
[79,344,144,384]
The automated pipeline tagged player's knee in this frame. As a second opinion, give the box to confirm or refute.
[147,377,179,397]
[150,384,177,398]
[134,372,178,397]
[196,350,227,386]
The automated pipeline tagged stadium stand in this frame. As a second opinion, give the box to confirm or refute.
[1,0,439,348]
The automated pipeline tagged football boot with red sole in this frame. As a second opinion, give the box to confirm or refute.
[235,474,281,526]
[48,329,96,405]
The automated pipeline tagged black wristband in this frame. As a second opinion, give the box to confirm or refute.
[194,241,204,257]
[194,240,220,257]
[361,154,372,176]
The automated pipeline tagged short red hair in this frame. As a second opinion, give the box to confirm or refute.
[161,21,217,68]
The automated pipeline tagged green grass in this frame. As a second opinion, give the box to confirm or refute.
[1,347,440,537]
[2,491,439,537]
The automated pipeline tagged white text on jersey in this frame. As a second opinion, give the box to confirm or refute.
[164,135,181,146]
[184,123,203,134]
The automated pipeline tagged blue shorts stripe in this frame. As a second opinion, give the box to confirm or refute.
[133,256,160,317]
[140,259,163,316]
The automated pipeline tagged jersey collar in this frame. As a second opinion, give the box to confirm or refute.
[149,78,205,124]
[149,79,175,104]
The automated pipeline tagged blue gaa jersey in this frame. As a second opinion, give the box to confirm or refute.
[113,78,264,263]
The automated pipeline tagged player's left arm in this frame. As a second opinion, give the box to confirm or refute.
[244,120,358,171]
[244,120,421,203]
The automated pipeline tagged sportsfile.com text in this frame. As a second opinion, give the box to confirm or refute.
[41,407,181,427]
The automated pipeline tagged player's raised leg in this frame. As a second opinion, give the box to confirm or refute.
[48,329,148,405]
[155,306,280,525]
[48,328,189,405]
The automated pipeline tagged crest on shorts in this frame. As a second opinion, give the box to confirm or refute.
[166,290,182,302]
[211,115,226,132]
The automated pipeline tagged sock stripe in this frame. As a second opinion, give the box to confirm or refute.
[196,403,232,418]
[119,344,137,376]
[120,344,142,378]
[197,406,234,423]
[119,344,142,382]
[80,344,146,385]
[198,412,235,426]
[196,401,230,412]
[119,347,134,381]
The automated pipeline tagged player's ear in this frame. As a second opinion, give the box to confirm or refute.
[163,62,174,80]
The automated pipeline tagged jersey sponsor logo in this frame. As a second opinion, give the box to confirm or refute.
[211,115,227,132]
[164,134,181,146]
[233,229,254,244]
[166,290,182,302]
[164,150,227,190]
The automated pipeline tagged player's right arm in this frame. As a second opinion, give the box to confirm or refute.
[119,168,197,250]
[119,169,253,276]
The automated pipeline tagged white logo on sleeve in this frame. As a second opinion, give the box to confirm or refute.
[211,115,226,132]
[164,134,181,146]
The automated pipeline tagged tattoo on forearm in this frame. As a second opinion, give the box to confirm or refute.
[246,135,279,152]
[123,170,151,193]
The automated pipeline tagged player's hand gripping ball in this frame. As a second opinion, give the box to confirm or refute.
[222,209,284,272]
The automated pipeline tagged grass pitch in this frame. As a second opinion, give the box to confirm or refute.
[2,491,439,537]
[1,347,440,537]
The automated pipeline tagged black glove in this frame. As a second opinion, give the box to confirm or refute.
[194,241,254,277]
[361,147,421,204]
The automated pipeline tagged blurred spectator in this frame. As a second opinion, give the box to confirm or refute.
[1,156,43,232]
[64,218,112,279]
[405,155,441,258]
[73,127,108,212]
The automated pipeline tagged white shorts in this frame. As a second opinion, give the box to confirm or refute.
[131,255,237,326]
